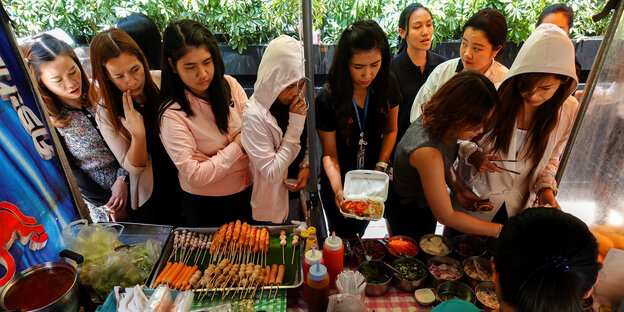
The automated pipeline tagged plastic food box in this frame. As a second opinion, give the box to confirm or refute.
[340,170,389,221]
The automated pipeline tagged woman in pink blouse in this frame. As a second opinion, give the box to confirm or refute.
[158,20,252,226]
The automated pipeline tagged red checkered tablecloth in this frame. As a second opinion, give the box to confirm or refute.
[287,287,433,312]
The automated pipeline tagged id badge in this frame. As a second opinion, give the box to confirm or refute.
[357,146,365,169]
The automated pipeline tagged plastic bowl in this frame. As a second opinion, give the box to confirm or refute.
[475,282,499,311]
[437,280,476,304]
[452,234,485,259]
[419,234,452,258]
[357,260,392,297]
[414,288,437,306]
[386,236,419,258]
[353,239,386,265]
[462,256,493,288]
[392,257,428,292]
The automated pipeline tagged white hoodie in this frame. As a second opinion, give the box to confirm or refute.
[241,35,307,223]
[457,24,580,219]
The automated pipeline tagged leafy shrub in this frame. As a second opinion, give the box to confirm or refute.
[6,0,610,52]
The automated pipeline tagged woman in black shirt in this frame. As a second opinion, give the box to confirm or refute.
[392,3,447,142]
[316,20,400,238]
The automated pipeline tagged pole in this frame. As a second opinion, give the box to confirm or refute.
[302,0,328,240]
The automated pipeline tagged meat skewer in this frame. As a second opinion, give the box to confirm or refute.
[273,264,285,300]
[291,232,300,264]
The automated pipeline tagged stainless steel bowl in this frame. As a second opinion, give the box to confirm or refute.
[462,256,493,289]
[392,257,428,292]
[437,280,476,304]
[428,256,463,281]
[475,281,499,311]
[452,234,485,260]
[419,234,452,258]
[386,235,419,259]
[357,260,392,297]
[353,239,386,266]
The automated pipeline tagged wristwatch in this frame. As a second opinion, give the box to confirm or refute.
[376,162,388,171]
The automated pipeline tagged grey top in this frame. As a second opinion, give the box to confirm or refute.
[392,117,458,207]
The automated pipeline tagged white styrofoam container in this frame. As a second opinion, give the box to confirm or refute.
[341,170,389,221]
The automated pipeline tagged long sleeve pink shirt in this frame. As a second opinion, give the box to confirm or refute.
[160,75,252,196]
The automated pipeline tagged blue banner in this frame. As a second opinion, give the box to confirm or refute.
[0,20,79,286]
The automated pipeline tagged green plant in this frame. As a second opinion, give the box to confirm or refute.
[4,0,612,51]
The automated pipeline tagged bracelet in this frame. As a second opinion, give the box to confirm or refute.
[536,187,554,198]
[496,223,503,238]
[376,162,388,171]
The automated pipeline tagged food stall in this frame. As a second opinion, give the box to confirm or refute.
[1,0,624,310]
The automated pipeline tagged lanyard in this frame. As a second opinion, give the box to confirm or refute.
[351,88,370,140]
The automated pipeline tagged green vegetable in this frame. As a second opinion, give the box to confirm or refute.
[358,263,390,284]
[394,261,426,281]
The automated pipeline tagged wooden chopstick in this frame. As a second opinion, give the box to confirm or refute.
[500,167,520,175]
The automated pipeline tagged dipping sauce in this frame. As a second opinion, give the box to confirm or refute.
[4,266,75,310]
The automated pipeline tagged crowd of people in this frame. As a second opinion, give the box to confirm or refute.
[19,2,605,310]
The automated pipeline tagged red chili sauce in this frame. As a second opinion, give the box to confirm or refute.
[4,267,74,311]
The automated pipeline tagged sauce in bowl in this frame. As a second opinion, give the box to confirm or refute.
[4,266,75,310]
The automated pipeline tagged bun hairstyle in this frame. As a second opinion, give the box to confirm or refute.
[116,13,163,70]
[422,70,498,141]
[537,3,574,30]
[462,8,507,51]
[494,208,601,312]
[21,33,92,127]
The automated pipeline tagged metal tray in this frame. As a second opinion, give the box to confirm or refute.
[149,225,303,291]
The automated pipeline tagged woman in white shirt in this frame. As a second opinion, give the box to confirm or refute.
[409,8,509,123]
[457,24,580,222]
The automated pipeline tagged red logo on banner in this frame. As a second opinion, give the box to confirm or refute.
[0,201,48,286]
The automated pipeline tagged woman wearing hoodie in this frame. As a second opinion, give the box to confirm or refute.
[456,23,580,223]
[241,35,308,223]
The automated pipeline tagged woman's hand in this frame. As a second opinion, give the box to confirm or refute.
[119,91,145,138]
[191,149,210,163]
[468,151,505,173]
[537,188,561,210]
[285,167,310,192]
[334,189,345,214]
[106,179,128,214]
[453,187,482,212]
[289,94,307,116]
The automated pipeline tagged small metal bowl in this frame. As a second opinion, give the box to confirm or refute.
[452,234,485,260]
[386,235,419,258]
[414,288,437,306]
[475,281,499,311]
[419,234,452,258]
[357,260,392,297]
[437,280,476,304]
[427,256,463,288]
[353,239,386,266]
[392,257,428,292]
[462,256,493,288]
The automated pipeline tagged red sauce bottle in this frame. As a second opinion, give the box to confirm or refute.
[323,231,344,289]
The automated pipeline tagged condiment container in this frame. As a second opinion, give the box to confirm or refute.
[323,231,344,289]
[307,263,329,312]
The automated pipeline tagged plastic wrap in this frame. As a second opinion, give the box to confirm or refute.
[145,285,172,312]
[170,290,194,312]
